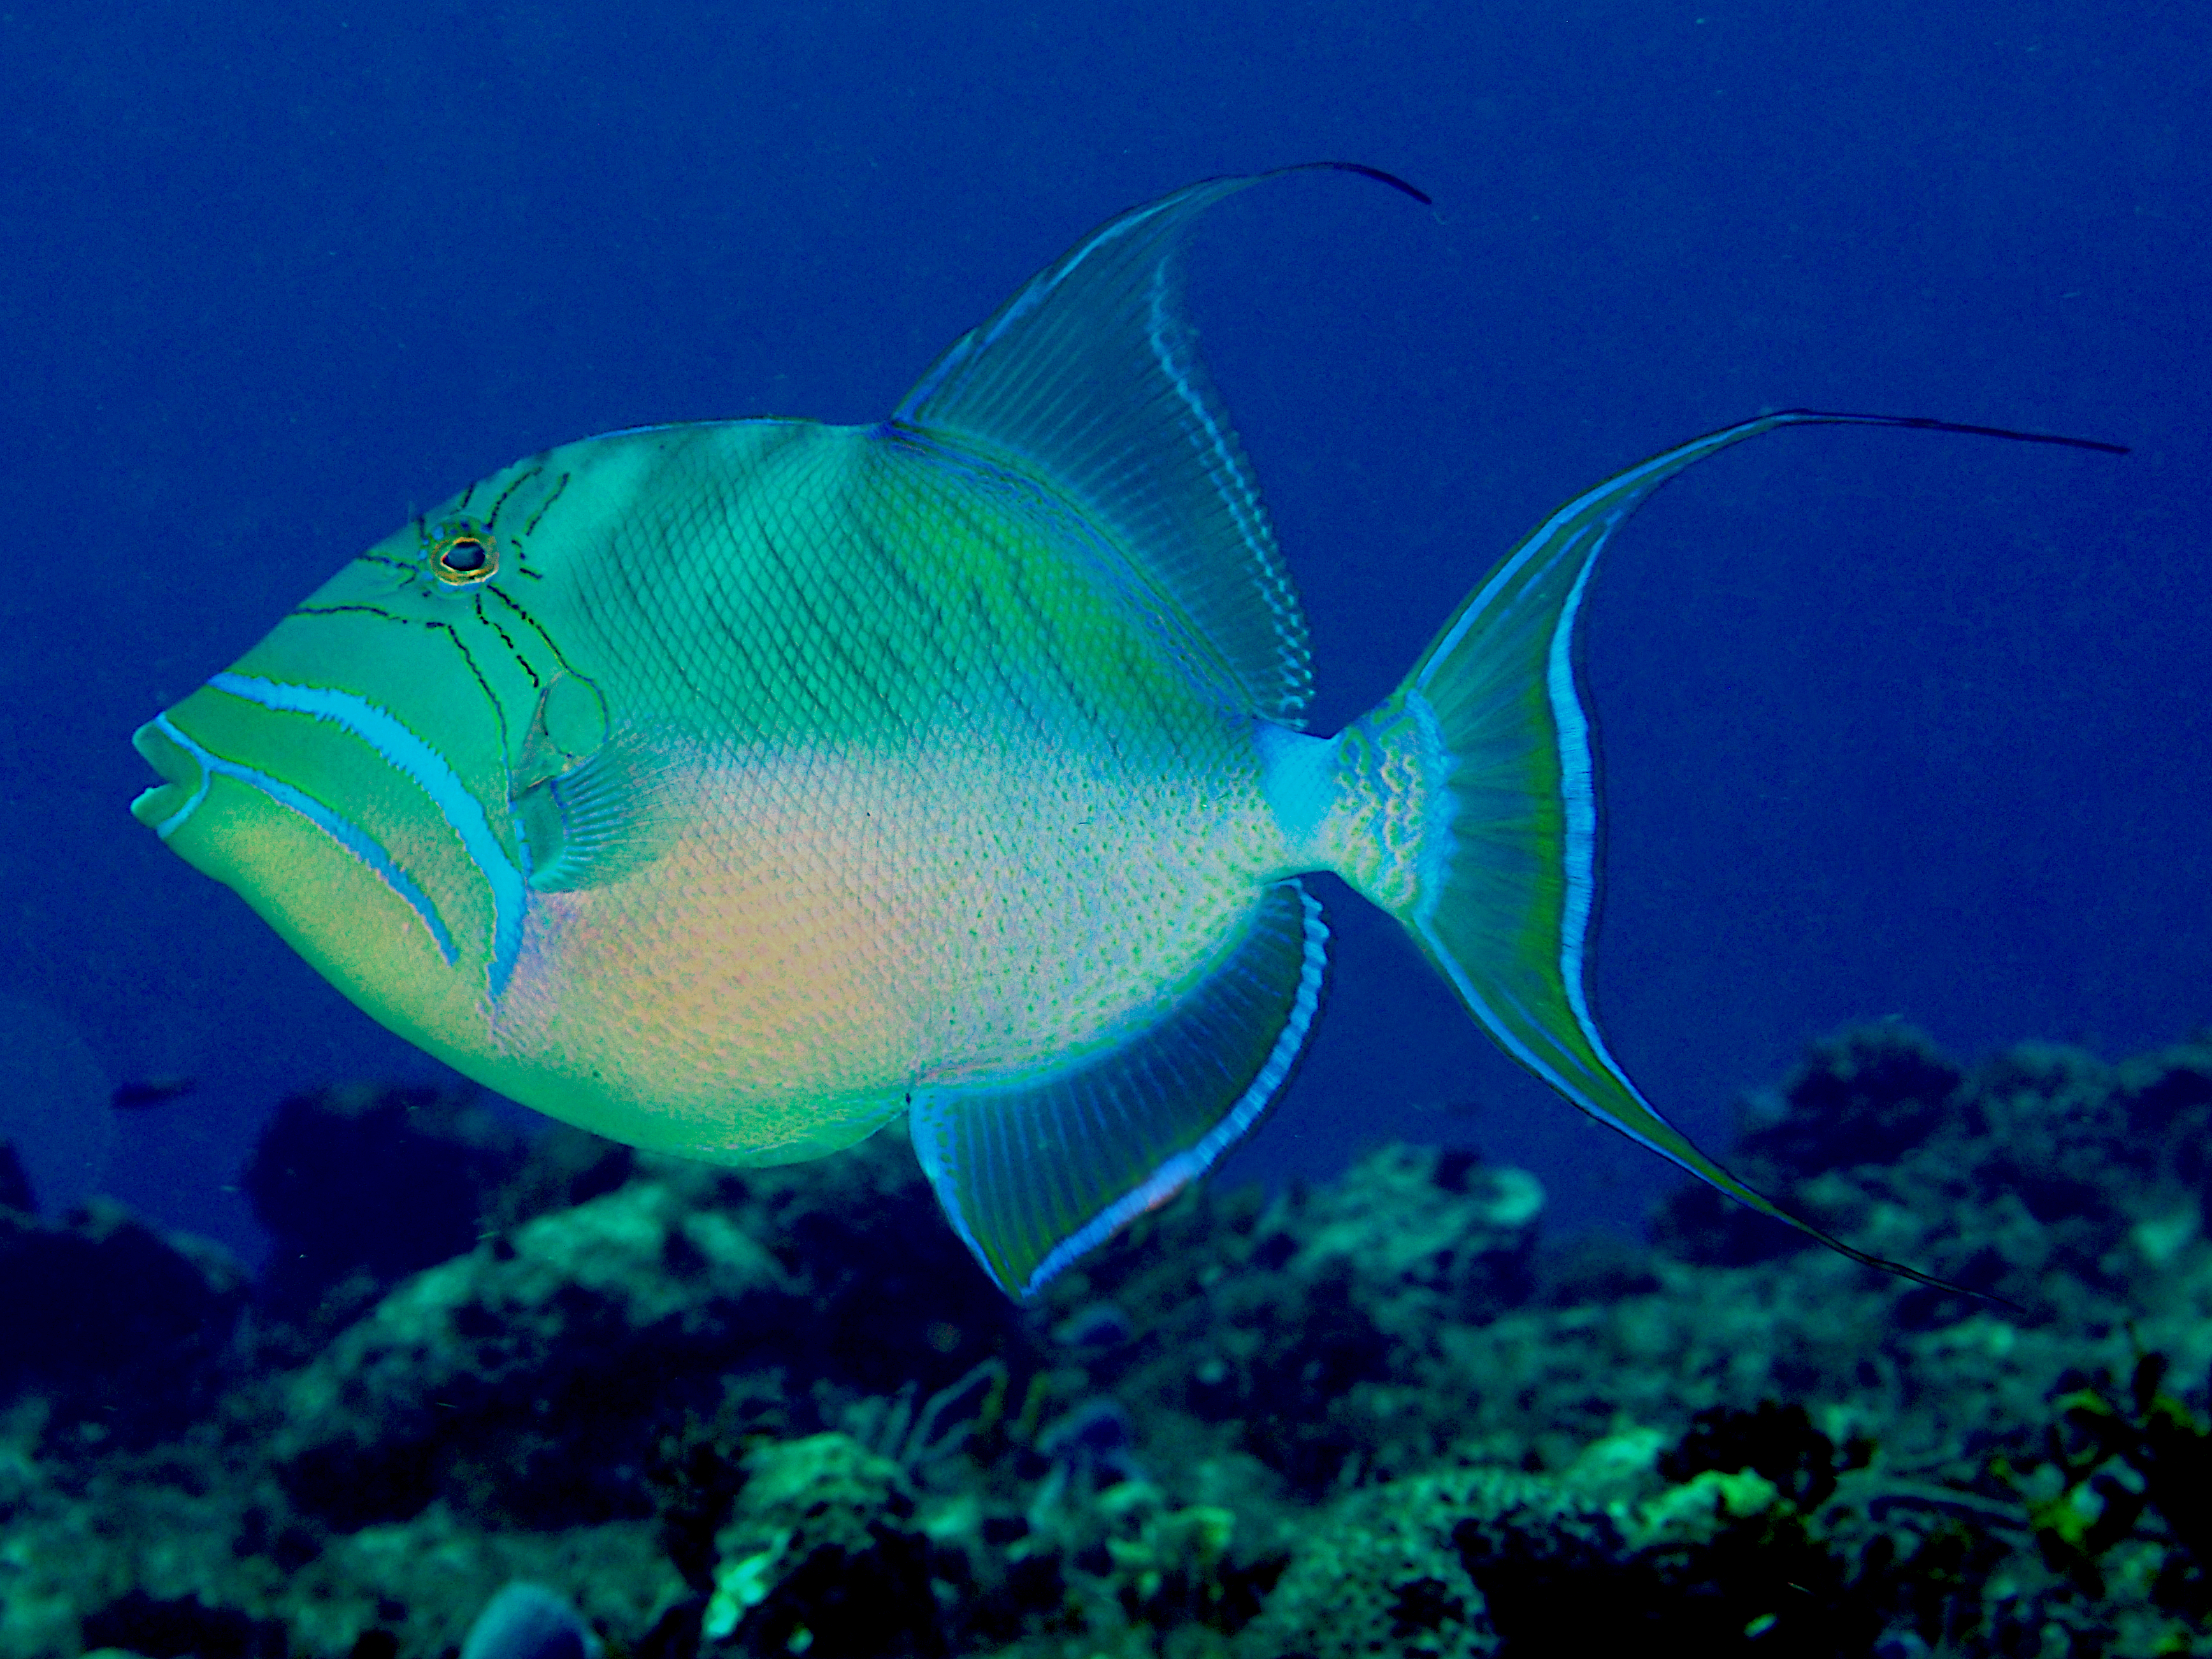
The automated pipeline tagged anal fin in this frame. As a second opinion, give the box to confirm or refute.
[910,880,1328,1299]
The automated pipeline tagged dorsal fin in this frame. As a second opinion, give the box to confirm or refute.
[892,164,1430,726]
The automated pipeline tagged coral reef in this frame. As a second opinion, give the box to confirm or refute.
[0,1193,245,1449]
[244,1087,629,1347]
[4,1028,2212,1656]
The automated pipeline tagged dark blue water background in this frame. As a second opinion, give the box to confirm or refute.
[2,0,2203,1262]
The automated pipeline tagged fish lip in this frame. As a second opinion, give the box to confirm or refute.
[130,716,208,836]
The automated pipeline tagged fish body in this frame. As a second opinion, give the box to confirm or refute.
[133,165,2111,1296]
[147,419,1298,1166]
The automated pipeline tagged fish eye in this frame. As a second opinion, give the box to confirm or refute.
[427,519,499,586]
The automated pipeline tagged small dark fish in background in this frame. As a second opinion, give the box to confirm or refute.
[109,1076,198,1111]
[1052,1300,1134,1350]
[1414,1096,1484,1121]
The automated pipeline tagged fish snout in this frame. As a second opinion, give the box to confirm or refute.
[131,715,208,838]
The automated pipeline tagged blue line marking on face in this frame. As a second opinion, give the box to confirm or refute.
[150,714,461,965]
[205,673,529,996]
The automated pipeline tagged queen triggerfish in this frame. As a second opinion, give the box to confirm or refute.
[131,164,2122,1297]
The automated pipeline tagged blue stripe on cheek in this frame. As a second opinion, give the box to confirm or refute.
[206,673,529,998]
[150,715,461,965]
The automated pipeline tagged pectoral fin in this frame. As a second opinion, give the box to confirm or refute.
[508,673,668,893]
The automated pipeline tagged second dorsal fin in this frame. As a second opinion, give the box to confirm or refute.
[892,164,1430,726]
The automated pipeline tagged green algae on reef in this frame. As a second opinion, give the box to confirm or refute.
[4,1024,2212,1657]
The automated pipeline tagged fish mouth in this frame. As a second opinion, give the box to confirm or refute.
[130,716,210,838]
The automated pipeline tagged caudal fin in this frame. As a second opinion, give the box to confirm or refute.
[1358,410,2120,1295]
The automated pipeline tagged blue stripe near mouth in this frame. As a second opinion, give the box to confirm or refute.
[148,713,461,966]
[200,673,529,996]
